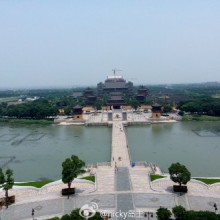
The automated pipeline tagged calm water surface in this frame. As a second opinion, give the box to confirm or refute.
[127,121,220,177]
[0,124,111,181]
[1,121,220,181]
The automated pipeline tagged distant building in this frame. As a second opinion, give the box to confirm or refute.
[97,75,134,109]
[58,108,65,114]
[135,85,148,104]
[71,92,83,98]
[81,72,149,109]
[72,104,83,120]
[151,103,162,118]
[82,106,95,113]
[139,105,152,112]
[97,75,133,96]
[83,87,97,106]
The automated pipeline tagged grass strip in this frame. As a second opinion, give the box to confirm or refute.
[194,178,220,185]
[182,115,220,121]
[0,118,53,125]
[150,174,166,181]
[80,175,95,182]
[14,180,53,188]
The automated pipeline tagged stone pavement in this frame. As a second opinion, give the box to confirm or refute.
[96,167,115,193]
[1,194,116,220]
[152,178,220,197]
[0,179,95,204]
[129,167,153,193]
[117,194,135,220]
[111,120,130,167]
[116,167,131,191]
[2,173,220,219]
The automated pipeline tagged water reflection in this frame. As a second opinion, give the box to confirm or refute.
[127,122,220,177]
[1,121,220,180]
[0,124,111,181]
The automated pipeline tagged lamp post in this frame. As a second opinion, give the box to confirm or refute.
[32,208,35,220]
[144,211,153,219]
[214,203,218,213]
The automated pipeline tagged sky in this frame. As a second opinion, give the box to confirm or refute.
[0,0,220,89]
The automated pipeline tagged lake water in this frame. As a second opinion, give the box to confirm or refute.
[127,121,220,177]
[0,124,111,181]
[0,121,220,181]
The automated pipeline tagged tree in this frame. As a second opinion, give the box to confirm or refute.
[70,209,84,220]
[172,205,187,220]
[156,207,172,220]
[124,96,140,110]
[168,163,191,186]
[130,99,140,110]
[163,104,172,113]
[178,111,184,116]
[62,155,85,196]
[0,168,14,208]
[0,168,5,184]
[61,214,72,220]
[186,210,219,220]
[95,99,103,110]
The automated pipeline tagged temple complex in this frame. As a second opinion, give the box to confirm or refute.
[97,75,133,109]
[81,71,148,109]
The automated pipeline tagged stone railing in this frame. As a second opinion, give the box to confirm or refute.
[133,161,148,167]
[97,162,112,167]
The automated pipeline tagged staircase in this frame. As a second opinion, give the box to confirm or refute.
[96,167,115,193]
[129,167,152,193]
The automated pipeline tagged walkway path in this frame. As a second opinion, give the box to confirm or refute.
[116,167,132,191]
[117,194,135,220]
[129,167,152,193]
[111,120,130,167]
[96,167,115,193]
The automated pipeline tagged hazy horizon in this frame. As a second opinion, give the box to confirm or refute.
[1,80,220,91]
[1,1,220,88]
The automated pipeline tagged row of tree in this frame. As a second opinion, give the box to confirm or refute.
[0,99,58,119]
[179,98,220,116]
[48,209,102,220]
[0,98,174,119]
[157,205,220,220]
[48,206,220,220]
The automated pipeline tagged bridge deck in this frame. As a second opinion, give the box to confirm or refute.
[111,112,130,167]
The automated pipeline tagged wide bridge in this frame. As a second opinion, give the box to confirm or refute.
[111,110,130,167]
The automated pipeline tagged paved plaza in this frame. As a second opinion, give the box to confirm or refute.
[1,110,220,219]
[2,192,220,220]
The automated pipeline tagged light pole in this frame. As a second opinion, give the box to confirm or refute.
[144,211,153,219]
[214,203,218,213]
[32,208,35,220]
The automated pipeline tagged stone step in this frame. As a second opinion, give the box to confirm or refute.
[96,168,115,193]
[129,169,151,192]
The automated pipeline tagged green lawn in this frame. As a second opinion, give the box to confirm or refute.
[0,118,53,124]
[182,115,220,121]
[14,180,53,188]
[194,178,220,185]
[80,175,95,182]
[0,97,20,103]
[150,174,166,181]
[10,176,95,189]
